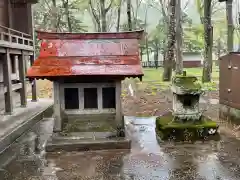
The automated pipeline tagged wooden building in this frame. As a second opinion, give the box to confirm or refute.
[142,52,202,68]
[219,52,240,121]
[181,52,202,68]
[27,30,144,143]
[0,0,38,114]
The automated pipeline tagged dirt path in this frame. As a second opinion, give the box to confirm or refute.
[122,79,172,116]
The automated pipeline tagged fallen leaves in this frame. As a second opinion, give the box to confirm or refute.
[27,80,53,98]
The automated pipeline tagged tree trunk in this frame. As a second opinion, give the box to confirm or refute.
[216,38,221,66]
[146,38,150,62]
[175,0,183,75]
[62,0,72,32]
[144,7,149,62]
[162,0,176,81]
[116,1,122,32]
[140,47,143,61]
[100,0,107,32]
[51,0,58,32]
[154,47,159,69]
[226,0,233,52]
[40,14,48,30]
[159,0,169,67]
[89,0,101,32]
[202,0,212,83]
[163,50,166,67]
[127,0,132,31]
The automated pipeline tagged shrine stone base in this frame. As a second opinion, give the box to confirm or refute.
[45,132,131,152]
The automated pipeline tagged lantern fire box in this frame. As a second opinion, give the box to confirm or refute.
[27,30,144,152]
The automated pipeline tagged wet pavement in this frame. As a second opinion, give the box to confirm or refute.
[1,117,240,179]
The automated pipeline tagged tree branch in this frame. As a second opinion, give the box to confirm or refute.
[212,7,224,15]
[183,0,190,11]
[158,0,168,22]
[106,0,114,13]
[89,0,100,24]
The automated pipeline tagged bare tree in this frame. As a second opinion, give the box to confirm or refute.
[175,0,183,74]
[162,0,176,81]
[235,1,240,50]
[62,0,72,32]
[202,0,212,83]
[216,37,222,65]
[88,0,101,31]
[100,0,113,32]
[158,0,170,56]
[226,0,233,52]
[127,0,132,30]
[89,0,113,32]
[50,0,62,32]
[144,5,150,62]
[116,0,122,31]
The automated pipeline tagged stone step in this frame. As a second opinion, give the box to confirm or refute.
[46,136,131,152]
[64,114,116,126]
[53,132,117,140]
[63,120,116,132]
[62,114,118,132]
[65,113,116,121]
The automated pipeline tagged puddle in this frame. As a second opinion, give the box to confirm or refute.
[0,116,240,179]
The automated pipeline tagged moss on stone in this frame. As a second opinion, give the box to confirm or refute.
[156,114,219,141]
[172,75,203,94]
[156,114,218,130]
[156,126,220,142]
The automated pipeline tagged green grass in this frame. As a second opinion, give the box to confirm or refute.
[142,67,219,91]
[142,67,219,81]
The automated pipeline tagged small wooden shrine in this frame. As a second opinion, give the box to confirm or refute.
[27,30,144,151]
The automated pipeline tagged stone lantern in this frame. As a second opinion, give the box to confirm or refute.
[171,72,204,122]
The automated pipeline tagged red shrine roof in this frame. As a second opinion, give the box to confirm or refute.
[27,30,144,79]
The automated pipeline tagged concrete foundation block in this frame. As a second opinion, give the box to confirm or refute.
[45,132,131,152]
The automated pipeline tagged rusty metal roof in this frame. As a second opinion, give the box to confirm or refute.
[27,30,144,79]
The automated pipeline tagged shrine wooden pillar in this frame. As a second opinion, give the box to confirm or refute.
[18,52,27,107]
[3,49,13,114]
[30,55,37,101]
[53,81,62,132]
